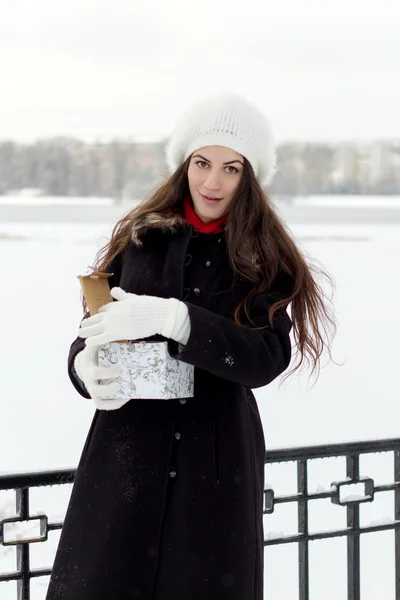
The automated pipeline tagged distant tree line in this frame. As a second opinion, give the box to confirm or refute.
[0,137,399,200]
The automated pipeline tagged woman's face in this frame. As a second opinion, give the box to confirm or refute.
[187,145,244,223]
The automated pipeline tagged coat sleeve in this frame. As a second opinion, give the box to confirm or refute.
[167,283,293,389]
[67,337,91,399]
[67,252,124,399]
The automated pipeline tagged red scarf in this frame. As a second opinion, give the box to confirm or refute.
[183,195,228,234]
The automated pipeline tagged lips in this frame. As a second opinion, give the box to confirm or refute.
[201,194,223,201]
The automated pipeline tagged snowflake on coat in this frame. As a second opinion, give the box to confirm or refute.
[223,353,234,366]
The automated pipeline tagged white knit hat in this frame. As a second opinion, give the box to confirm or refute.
[165,92,277,186]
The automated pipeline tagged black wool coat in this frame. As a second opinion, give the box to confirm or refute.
[45,213,293,600]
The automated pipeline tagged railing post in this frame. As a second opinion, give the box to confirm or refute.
[346,454,360,600]
[395,449,400,599]
[16,488,30,600]
[298,458,309,600]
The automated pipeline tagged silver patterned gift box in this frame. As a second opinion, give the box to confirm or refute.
[96,339,194,400]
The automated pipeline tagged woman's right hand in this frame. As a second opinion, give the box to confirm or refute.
[74,345,129,410]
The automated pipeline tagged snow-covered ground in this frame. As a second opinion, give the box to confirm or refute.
[292,194,400,208]
[0,193,399,208]
[1,208,399,599]
[0,195,116,205]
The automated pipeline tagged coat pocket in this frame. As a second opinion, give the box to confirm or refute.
[213,419,224,484]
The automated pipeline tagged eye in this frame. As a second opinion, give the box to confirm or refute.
[196,160,208,169]
[195,160,239,174]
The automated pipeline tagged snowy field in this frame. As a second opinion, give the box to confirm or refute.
[1,205,400,598]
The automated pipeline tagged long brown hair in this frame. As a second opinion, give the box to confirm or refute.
[84,155,336,383]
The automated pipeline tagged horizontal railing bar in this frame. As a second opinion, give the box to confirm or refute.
[265,482,400,508]
[0,469,75,491]
[0,568,52,583]
[0,572,19,583]
[46,522,64,532]
[267,492,334,505]
[265,437,400,463]
[264,521,400,546]
[374,483,400,492]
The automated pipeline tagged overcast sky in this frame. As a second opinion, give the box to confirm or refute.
[1,0,399,144]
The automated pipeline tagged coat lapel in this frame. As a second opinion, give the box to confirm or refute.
[160,225,193,300]
[124,220,195,302]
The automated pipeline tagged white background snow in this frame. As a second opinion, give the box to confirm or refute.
[1,197,400,599]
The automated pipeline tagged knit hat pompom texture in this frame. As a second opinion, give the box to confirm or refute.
[165,92,277,186]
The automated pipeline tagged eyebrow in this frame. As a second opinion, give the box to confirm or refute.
[192,153,244,166]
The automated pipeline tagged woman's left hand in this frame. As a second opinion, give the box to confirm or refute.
[78,287,182,347]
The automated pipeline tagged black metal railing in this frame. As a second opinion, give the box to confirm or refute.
[264,437,400,600]
[0,470,75,600]
[1,437,400,599]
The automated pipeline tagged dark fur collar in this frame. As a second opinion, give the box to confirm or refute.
[130,210,263,273]
[131,211,187,246]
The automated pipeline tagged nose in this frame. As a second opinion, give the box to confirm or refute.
[204,170,222,191]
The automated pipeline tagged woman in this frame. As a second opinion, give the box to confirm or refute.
[46,92,335,600]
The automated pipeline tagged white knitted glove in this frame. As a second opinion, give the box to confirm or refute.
[74,345,130,410]
[78,287,190,348]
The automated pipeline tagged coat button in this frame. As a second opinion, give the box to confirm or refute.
[169,469,177,478]
[174,432,181,440]
[217,238,221,243]
[193,287,200,295]
[179,399,187,405]
[205,261,211,267]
